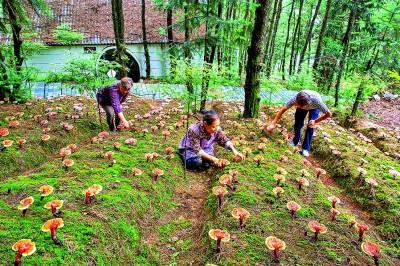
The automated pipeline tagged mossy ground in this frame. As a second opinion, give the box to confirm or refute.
[0,97,399,265]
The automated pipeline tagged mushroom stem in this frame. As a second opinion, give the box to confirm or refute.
[51,205,57,216]
[290,210,295,218]
[314,232,319,240]
[332,202,337,208]
[85,192,91,204]
[22,209,28,217]
[358,231,364,242]
[373,256,379,266]
[7,188,11,194]
[50,227,63,246]
[273,249,280,263]
[217,194,224,209]
[239,217,244,229]
[227,183,235,191]
[216,238,222,253]
[153,175,158,182]
[14,251,22,266]
[298,183,302,190]
[61,156,65,162]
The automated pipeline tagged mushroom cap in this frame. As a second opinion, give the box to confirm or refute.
[165,146,174,155]
[67,144,77,150]
[44,200,64,210]
[231,207,250,220]
[258,143,266,150]
[60,148,72,157]
[228,169,238,177]
[219,174,233,185]
[301,169,310,177]
[361,241,380,257]
[90,184,103,194]
[273,174,286,183]
[296,177,310,187]
[208,229,230,242]
[308,220,328,234]
[63,159,74,167]
[355,223,369,232]
[18,139,26,145]
[145,153,154,160]
[327,196,341,205]
[124,138,137,145]
[18,196,34,209]
[365,178,378,187]
[132,168,143,176]
[98,131,109,138]
[253,155,264,162]
[315,168,326,175]
[2,139,13,147]
[153,168,164,176]
[286,201,301,212]
[8,120,20,127]
[273,187,284,195]
[389,169,399,177]
[41,218,64,232]
[279,155,288,162]
[41,134,51,141]
[162,130,171,136]
[39,185,54,196]
[265,236,286,251]
[330,208,340,216]
[212,186,228,196]
[0,127,9,137]
[357,167,367,175]
[12,239,36,256]
[276,167,287,175]
[113,142,121,148]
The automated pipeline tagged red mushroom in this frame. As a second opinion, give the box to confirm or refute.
[98,131,109,139]
[83,184,103,204]
[286,201,301,218]
[63,159,74,170]
[131,168,143,176]
[44,200,64,217]
[59,148,71,161]
[212,186,228,209]
[327,196,341,208]
[17,139,26,149]
[279,155,288,163]
[41,218,64,245]
[162,130,171,140]
[276,167,287,175]
[2,139,13,148]
[265,236,286,263]
[315,168,326,178]
[231,207,250,229]
[165,146,174,155]
[39,185,54,201]
[12,239,36,266]
[0,127,9,137]
[66,143,77,152]
[330,208,340,221]
[354,223,369,242]
[152,168,164,181]
[308,220,327,240]
[208,229,230,253]
[229,169,239,184]
[8,120,20,128]
[41,134,51,142]
[253,155,264,166]
[243,148,252,157]
[17,196,34,216]
[124,138,137,145]
[296,177,310,190]
[219,174,235,191]
[145,153,154,162]
[273,187,284,200]
[273,174,286,186]
[361,241,380,266]
[258,143,266,152]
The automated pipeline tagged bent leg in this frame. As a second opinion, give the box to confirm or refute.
[303,109,320,151]
[102,105,117,131]
[293,108,308,145]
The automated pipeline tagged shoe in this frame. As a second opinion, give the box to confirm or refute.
[301,149,310,157]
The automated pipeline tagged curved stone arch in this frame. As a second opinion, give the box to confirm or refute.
[97,46,141,82]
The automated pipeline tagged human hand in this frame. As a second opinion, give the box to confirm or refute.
[121,120,130,128]
[265,123,276,132]
[233,152,244,162]
[308,120,316,128]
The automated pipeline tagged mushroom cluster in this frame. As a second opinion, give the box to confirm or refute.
[208,229,230,253]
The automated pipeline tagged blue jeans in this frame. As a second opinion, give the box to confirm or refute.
[293,108,320,151]
[178,148,211,171]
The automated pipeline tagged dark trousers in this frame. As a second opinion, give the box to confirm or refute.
[293,108,320,151]
[101,105,120,131]
[178,149,211,171]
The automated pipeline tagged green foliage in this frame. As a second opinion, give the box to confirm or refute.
[52,23,84,46]
[287,68,317,91]
[340,74,385,101]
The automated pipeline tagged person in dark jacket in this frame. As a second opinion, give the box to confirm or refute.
[96,77,133,131]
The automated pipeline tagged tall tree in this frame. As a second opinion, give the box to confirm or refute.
[243,0,271,118]
[141,0,151,78]
[111,0,128,77]
[298,0,322,71]
[184,0,194,94]
[289,0,304,75]
[281,0,295,80]
[313,0,332,71]
[0,0,49,100]
[265,0,283,77]
[166,0,176,75]
[333,5,358,107]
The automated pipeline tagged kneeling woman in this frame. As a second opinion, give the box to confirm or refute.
[178,110,244,170]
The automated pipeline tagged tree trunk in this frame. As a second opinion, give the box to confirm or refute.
[266,0,283,77]
[111,0,128,77]
[184,0,193,94]
[298,0,322,71]
[281,0,295,80]
[263,0,278,64]
[313,0,332,71]
[334,7,357,107]
[200,0,212,110]
[167,2,175,75]
[142,0,151,78]
[289,0,304,76]
[243,0,271,118]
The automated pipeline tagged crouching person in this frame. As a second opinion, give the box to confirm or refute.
[178,110,244,170]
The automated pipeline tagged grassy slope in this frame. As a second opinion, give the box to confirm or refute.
[0,98,399,265]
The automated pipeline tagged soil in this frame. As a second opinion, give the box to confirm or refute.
[360,97,400,130]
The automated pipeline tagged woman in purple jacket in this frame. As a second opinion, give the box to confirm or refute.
[178,110,244,170]
[96,77,133,131]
